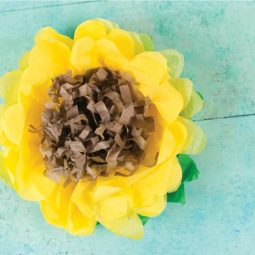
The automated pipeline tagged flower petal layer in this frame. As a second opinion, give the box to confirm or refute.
[133,194,166,217]
[70,37,100,74]
[71,181,96,218]
[172,78,193,109]
[28,39,70,79]
[0,18,205,239]
[181,89,204,118]
[97,38,128,70]
[161,49,184,78]
[179,117,207,154]
[128,52,168,86]
[0,151,12,186]
[0,70,22,105]
[1,104,24,145]
[139,81,183,125]
[99,212,144,240]
[19,51,30,70]
[40,183,76,227]
[74,20,107,41]
[139,33,154,51]
[35,27,73,49]
[134,157,182,198]
[67,203,96,235]
[98,192,129,220]
[107,28,135,59]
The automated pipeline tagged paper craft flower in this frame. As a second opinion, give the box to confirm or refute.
[0,19,206,239]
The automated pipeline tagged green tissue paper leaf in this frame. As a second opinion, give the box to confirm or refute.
[139,33,154,51]
[178,154,200,182]
[167,183,185,204]
[167,155,199,204]
[139,215,149,225]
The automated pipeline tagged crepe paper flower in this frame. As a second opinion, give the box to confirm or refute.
[0,18,206,239]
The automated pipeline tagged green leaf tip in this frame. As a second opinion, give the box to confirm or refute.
[178,154,200,182]
[139,215,149,225]
[167,183,185,204]
[167,155,200,204]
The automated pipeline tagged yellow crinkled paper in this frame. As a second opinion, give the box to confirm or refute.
[0,19,206,239]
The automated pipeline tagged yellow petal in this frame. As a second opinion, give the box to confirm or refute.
[134,157,182,196]
[95,18,119,32]
[99,193,128,220]
[96,38,128,70]
[5,87,56,201]
[71,180,96,218]
[0,70,22,105]
[107,28,135,59]
[40,182,76,227]
[35,27,73,49]
[129,32,145,54]
[15,158,56,201]
[0,146,19,187]
[40,186,61,227]
[126,164,152,185]
[16,174,55,201]
[133,194,166,217]
[145,116,186,167]
[70,37,101,74]
[74,20,107,41]
[181,89,204,119]
[99,212,144,240]
[16,180,49,201]
[169,118,188,155]
[0,105,5,119]
[20,79,49,128]
[0,152,12,186]
[14,123,56,200]
[167,157,182,193]
[157,127,175,165]
[1,104,25,145]
[28,39,70,79]
[67,202,96,235]
[172,78,193,109]
[179,117,206,154]
[19,51,30,70]
[142,104,164,166]
[19,67,49,96]
[161,49,184,78]
[140,81,183,125]
[93,176,127,202]
[19,37,69,96]
[128,52,168,86]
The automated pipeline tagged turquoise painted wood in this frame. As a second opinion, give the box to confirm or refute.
[0,0,98,13]
[0,1,255,255]
[0,1,255,120]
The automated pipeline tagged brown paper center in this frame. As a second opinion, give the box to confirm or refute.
[39,68,156,184]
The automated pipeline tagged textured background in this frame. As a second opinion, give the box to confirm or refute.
[0,1,255,255]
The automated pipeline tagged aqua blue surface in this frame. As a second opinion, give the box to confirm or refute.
[0,1,255,255]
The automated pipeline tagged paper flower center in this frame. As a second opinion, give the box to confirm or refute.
[39,68,155,184]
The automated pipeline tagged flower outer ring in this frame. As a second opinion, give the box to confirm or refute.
[0,18,206,239]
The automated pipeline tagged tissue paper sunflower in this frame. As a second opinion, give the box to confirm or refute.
[0,19,206,239]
